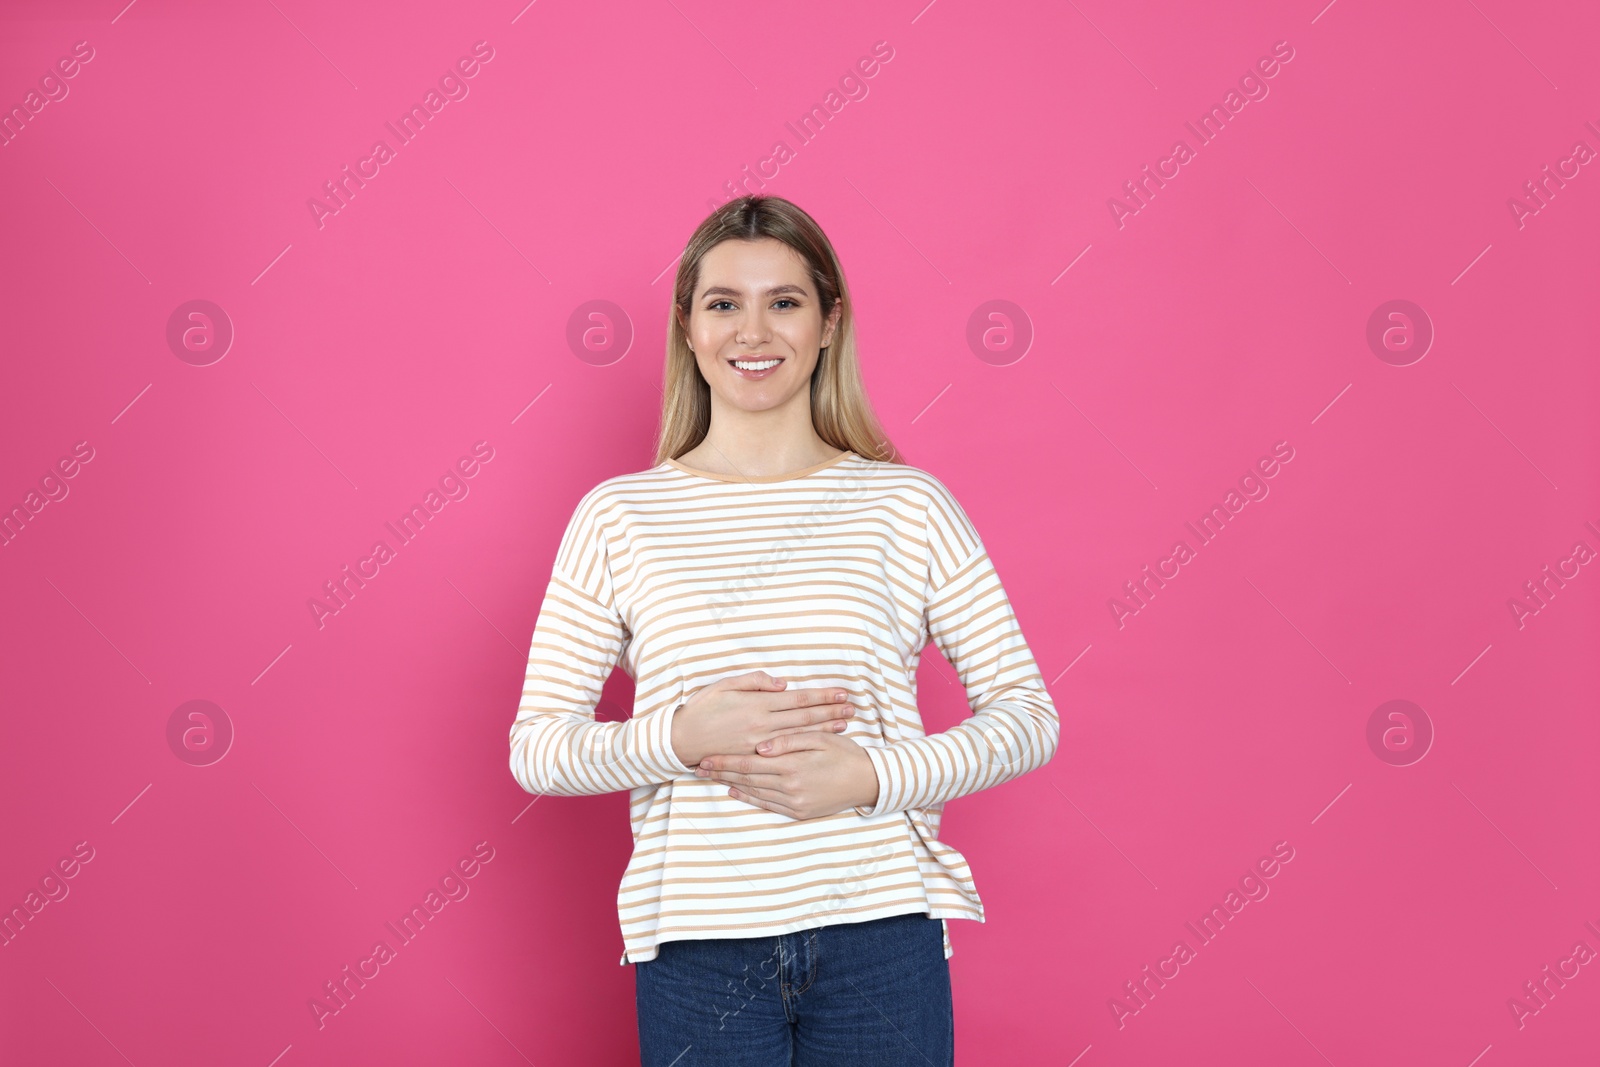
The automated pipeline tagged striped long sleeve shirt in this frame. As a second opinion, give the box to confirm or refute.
[508,449,1060,965]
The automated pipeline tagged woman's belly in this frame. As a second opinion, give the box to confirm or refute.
[617,770,930,933]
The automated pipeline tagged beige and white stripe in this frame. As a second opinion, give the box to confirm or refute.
[508,450,1059,965]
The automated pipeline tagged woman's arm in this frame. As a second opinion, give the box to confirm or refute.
[852,487,1060,817]
[508,487,693,796]
[508,572,693,796]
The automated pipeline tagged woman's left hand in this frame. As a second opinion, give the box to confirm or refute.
[693,729,879,820]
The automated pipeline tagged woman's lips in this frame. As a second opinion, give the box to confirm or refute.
[728,357,784,380]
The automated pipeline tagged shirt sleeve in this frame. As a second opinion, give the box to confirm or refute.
[508,485,695,796]
[852,480,1060,817]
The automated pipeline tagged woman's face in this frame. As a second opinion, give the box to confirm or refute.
[679,237,841,415]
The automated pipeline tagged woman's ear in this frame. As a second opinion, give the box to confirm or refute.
[822,300,842,348]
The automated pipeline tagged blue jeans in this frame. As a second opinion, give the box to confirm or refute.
[634,911,954,1066]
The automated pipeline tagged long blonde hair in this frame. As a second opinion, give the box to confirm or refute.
[653,195,903,466]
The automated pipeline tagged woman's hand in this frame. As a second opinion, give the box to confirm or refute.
[670,671,856,770]
[693,728,880,820]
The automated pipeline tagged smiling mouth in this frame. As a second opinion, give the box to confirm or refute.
[729,356,783,371]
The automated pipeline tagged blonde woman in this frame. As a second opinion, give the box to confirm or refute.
[510,195,1059,1065]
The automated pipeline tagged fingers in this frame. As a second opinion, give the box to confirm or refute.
[720,670,789,692]
[725,786,798,819]
[757,729,838,756]
[695,754,783,780]
[770,719,851,738]
[696,765,800,818]
[768,723,857,748]
[771,690,855,732]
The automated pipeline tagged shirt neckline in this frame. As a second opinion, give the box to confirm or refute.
[664,449,855,484]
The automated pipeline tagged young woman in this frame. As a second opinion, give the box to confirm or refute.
[509,195,1059,1066]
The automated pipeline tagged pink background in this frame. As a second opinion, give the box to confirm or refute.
[3,0,1597,1063]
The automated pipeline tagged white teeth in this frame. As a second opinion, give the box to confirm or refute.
[733,359,781,371]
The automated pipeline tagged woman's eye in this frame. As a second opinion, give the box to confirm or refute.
[773,299,797,310]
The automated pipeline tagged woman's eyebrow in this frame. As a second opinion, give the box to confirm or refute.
[700,284,809,298]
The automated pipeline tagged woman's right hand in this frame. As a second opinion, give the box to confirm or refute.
[670,671,856,771]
